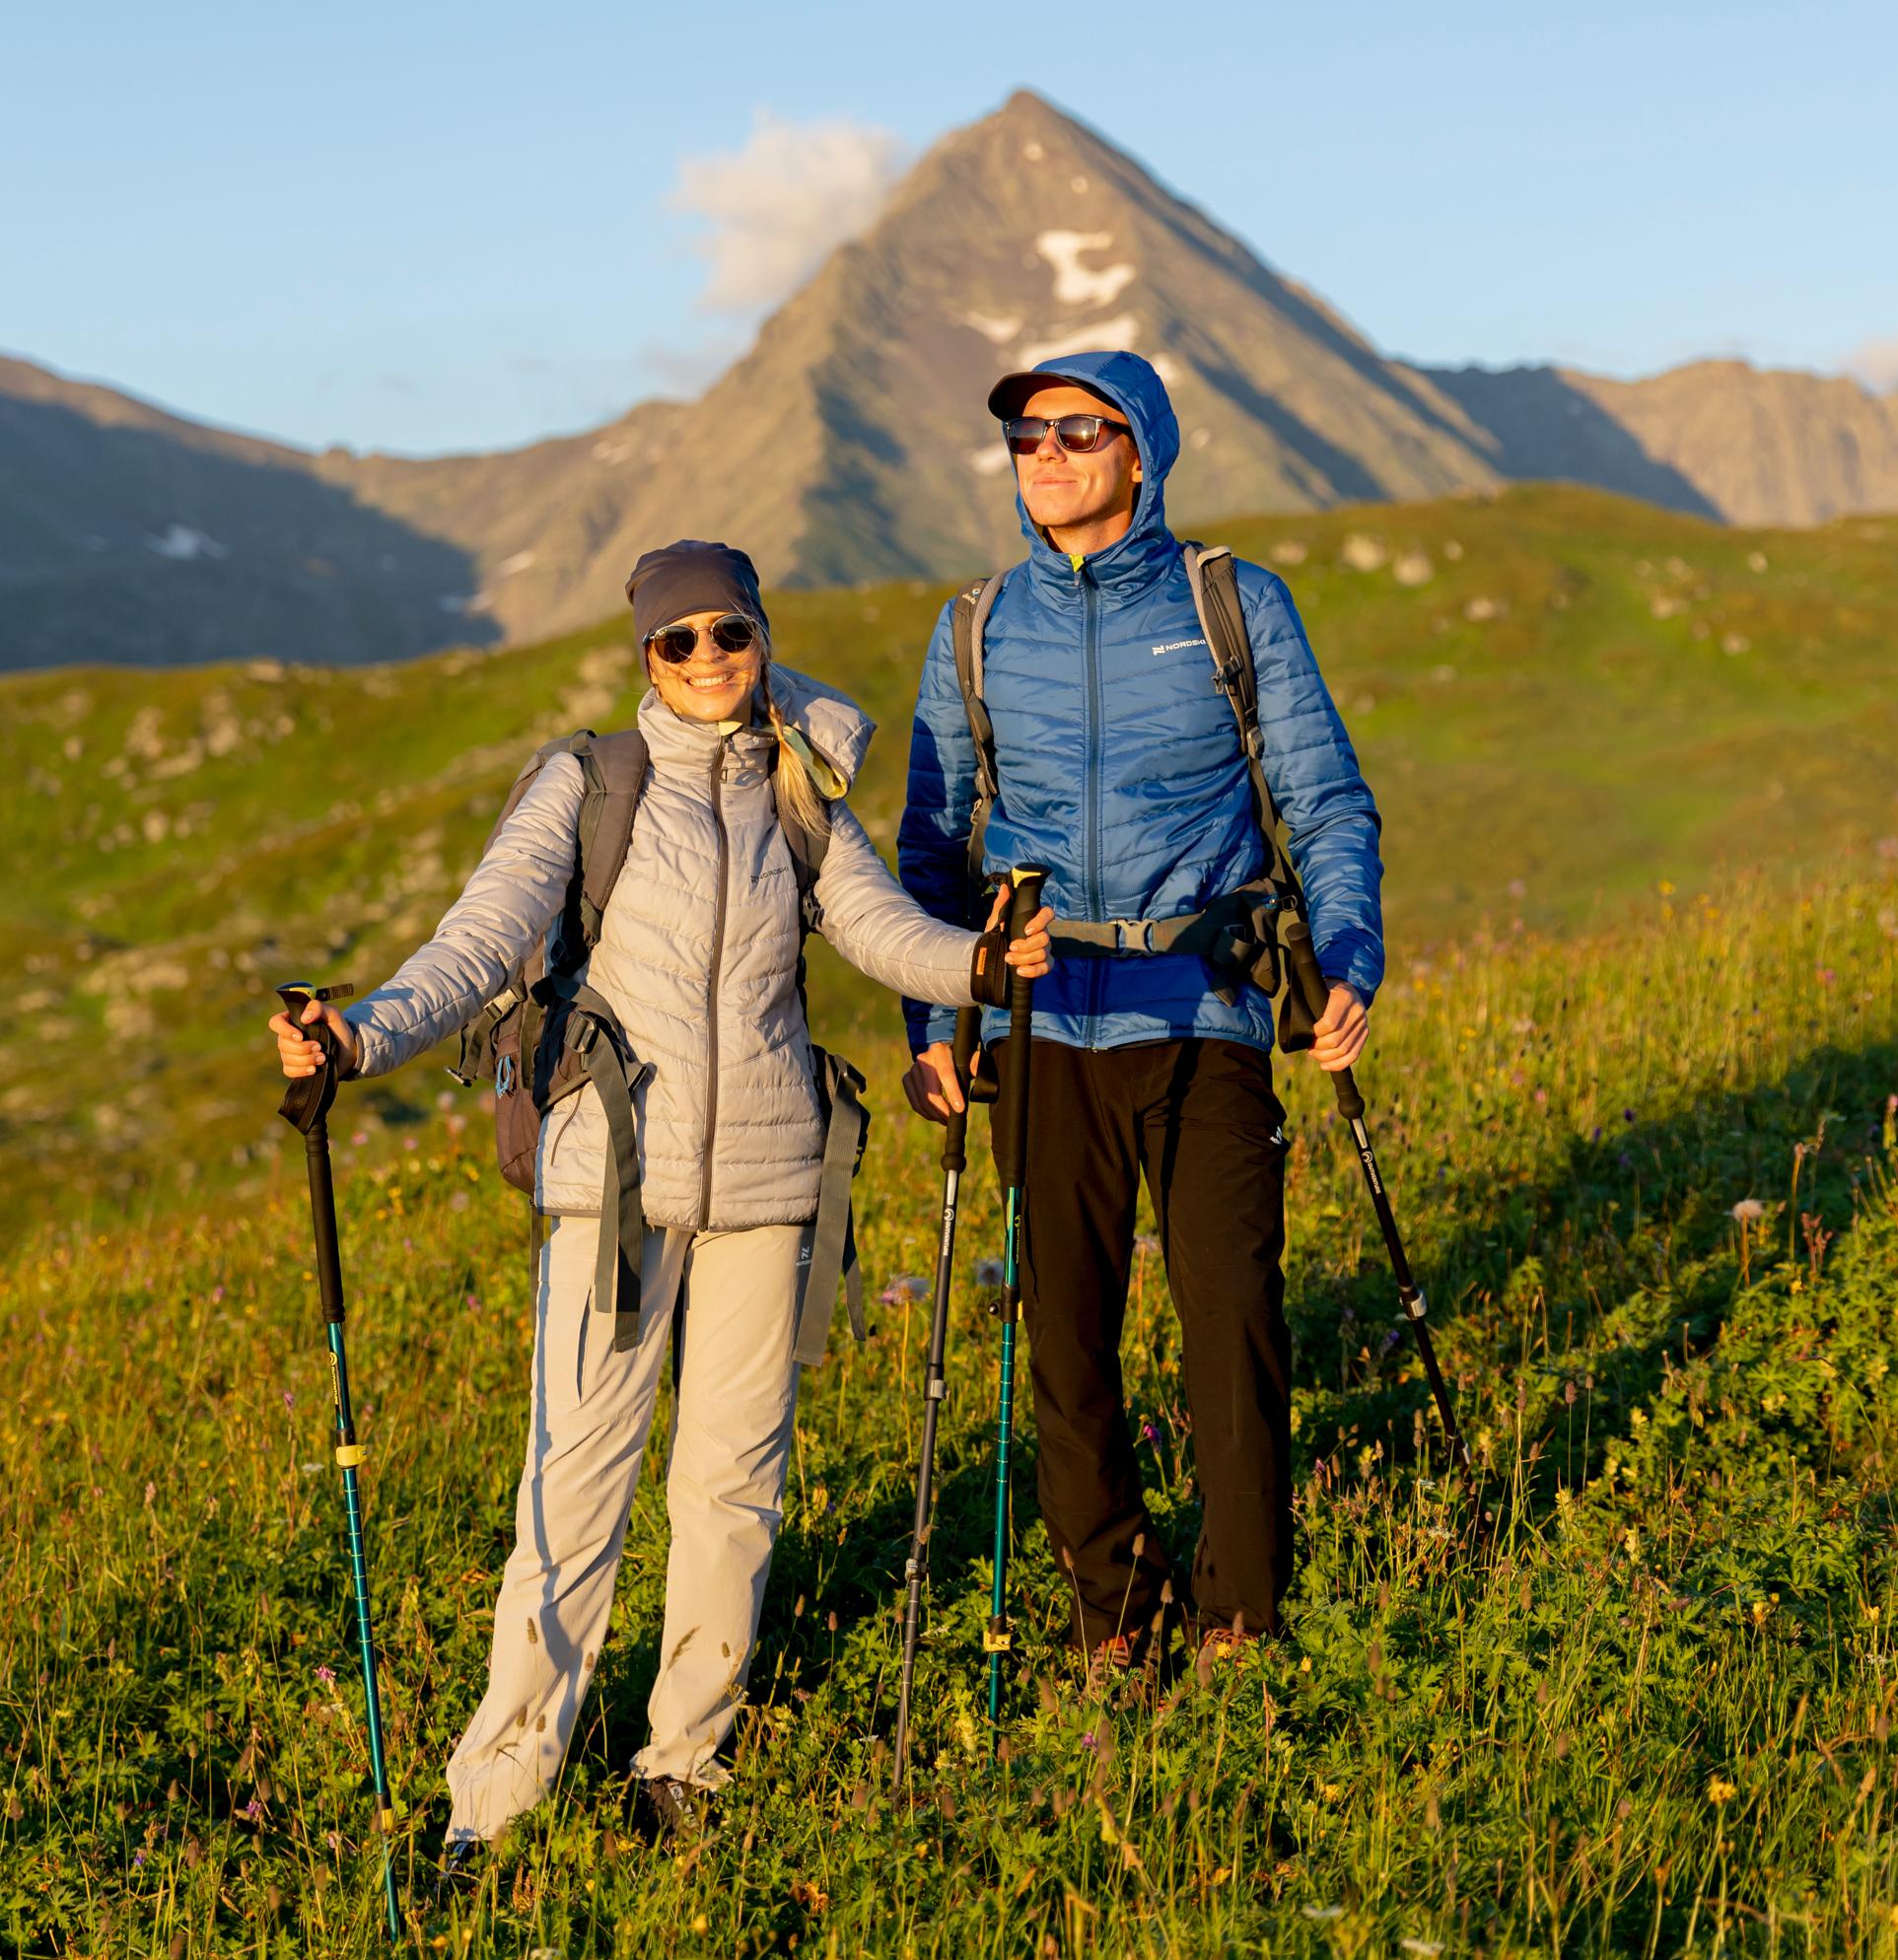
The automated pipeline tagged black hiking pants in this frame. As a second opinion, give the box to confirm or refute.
[995,1035,1293,1650]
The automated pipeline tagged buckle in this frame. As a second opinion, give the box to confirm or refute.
[1110,918,1155,955]
[567,1015,598,1057]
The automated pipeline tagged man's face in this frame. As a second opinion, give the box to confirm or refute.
[1010,385,1142,536]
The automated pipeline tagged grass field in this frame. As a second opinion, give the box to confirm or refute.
[2,485,1895,1238]
[3,856,1895,1954]
[5,482,1896,1953]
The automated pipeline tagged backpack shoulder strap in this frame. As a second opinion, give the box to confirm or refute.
[1183,542,1287,850]
[770,762,832,903]
[571,728,649,952]
[950,570,1009,901]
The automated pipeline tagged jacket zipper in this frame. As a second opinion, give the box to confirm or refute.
[1080,562,1105,1042]
[698,741,730,1228]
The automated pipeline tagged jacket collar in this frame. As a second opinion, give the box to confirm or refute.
[635,661,872,791]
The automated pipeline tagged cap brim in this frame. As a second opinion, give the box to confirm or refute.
[986,369,1117,420]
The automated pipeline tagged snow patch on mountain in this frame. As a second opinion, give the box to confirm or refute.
[1035,232,1136,310]
[1019,315,1141,369]
[960,311,1023,345]
[144,524,228,563]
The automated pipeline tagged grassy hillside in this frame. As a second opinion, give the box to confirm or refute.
[2,863,1894,1952]
[3,484,1893,1236]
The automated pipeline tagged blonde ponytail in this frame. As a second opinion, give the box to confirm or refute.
[760,667,830,838]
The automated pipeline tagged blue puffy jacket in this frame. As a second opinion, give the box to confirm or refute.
[898,349,1384,1056]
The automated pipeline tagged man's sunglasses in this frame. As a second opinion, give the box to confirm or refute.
[1002,413,1132,457]
[644,613,760,665]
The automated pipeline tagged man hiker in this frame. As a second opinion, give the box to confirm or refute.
[896,350,1383,1667]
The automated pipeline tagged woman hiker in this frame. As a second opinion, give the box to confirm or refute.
[267,539,1052,1867]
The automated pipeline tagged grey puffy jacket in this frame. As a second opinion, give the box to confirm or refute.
[343,666,978,1228]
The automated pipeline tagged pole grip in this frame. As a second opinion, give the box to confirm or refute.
[1277,921,1367,1119]
[943,1005,980,1174]
[275,981,355,1134]
[996,867,1047,1189]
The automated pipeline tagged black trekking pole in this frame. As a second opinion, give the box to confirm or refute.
[1273,926,1474,1477]
[891,1003,985,1777]
[985,866,1048,1742]
[275,982,403,1943]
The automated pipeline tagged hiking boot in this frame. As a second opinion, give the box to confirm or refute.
[630,1775,717,1846]
[1194,1623,1264,1688]
[1087,1633,1136,1689]
[434,1837,486,1902]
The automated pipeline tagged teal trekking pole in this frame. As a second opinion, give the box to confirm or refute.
[891,1003,988,1776]
[985,866,1048,1740]
[276,982,402,1943]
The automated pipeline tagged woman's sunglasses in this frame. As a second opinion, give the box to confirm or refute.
[644,613,760,665]
[1002,413,1133,457]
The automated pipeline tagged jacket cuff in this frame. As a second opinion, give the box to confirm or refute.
[342,1005,388,1081]
[903,998,956,1053]
[1315,932,1382,1011]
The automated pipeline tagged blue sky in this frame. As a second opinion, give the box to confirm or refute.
[8,0,1893,456]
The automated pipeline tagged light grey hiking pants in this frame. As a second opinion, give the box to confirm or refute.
[445,1212,806,1843]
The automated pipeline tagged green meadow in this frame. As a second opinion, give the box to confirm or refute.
[2,485,1896,1953]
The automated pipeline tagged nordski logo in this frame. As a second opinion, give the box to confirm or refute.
[1151,636,1208,657]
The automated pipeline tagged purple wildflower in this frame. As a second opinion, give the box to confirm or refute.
[282,1390,294,1411]
[1141,1421,1160,1446]
[316,1664,336,1687]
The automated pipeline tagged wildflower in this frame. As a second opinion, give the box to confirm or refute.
[879,1275,930,1306]
[1707,1777,1737,1804]
[1141,1421,1160,1446]
[242,1795,263,1822]
[282,1389,295,1411]
[464,1293,480,1309]
[211,1285,225,1302]
[1816,966,1836,986]
[351,1130,370,1147]
[973,1257,1005,1287]
[1730,1198,1765,1224]
[133,1849,146,1868]
[1134,1232,1160,1255]
[316,1665,336,1687]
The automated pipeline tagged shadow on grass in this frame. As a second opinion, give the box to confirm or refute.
[1291,1036,1898,1497]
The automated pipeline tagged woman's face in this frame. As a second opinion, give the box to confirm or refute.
[643,608,765,724]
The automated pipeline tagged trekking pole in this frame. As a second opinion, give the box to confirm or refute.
[275,982,403,1943]
[891,1003,984,1778]
[1274,925,1474,1476]
[985,866,1048,1742]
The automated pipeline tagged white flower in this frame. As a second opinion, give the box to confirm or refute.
[1730,1198,1766,1224]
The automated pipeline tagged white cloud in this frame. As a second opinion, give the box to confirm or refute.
[1844,336,1898,393]
[671,112,908,316]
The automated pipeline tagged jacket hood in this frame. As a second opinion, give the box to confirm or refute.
[1007,349,1180,589]
[637,661,874,793]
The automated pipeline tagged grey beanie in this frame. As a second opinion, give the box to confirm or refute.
[624,539,767,645]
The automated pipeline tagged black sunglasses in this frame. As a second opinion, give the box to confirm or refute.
[644,613,760,665]
[1002,413,1133,457]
